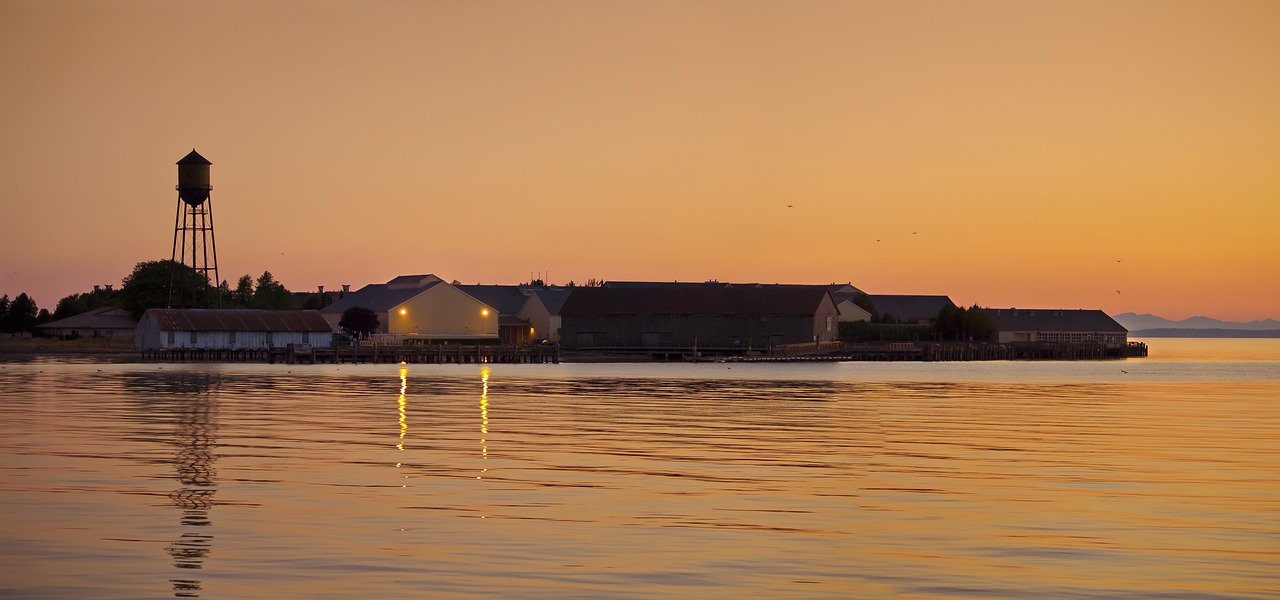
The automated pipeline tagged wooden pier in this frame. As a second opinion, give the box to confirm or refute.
[138,340,1145,364]
[141,343,560,365]
[563,340,1148,363]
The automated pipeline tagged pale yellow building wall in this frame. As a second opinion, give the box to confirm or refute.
[387,284,498,339]
[836,300,872,322]
[518,296,560,341]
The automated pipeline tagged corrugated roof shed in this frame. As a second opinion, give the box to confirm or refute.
[560,286,832,316]
[981,309,1128,332]
[143,309,333,332]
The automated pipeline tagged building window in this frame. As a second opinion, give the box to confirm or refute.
[190,331,198,344]
[167,331,175,345]
[229,331,236,345]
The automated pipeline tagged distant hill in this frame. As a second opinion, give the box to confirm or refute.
[1114,312,1280,332]
[1130,328,1280,338]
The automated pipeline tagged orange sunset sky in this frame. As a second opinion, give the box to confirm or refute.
[2,1,1277,321]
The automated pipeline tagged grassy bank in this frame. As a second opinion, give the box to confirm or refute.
[0,336,137,355]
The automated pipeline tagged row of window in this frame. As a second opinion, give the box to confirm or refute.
[165,331,322,345]
[1034,332,1126,344]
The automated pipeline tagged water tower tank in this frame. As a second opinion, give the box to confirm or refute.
[176,149,212,206]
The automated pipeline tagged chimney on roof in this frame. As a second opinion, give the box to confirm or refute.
[105,284,113,291]
[317,285,324,294]
[342,284,350,293]
[93,285,100,292]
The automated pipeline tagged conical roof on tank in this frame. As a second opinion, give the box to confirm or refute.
[176,148,211,206]
[177,148,211,165]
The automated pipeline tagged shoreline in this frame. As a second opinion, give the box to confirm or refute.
[3,339,1144,363]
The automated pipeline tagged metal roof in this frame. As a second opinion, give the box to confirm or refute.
[981,308,1128,333]
[866,294,956,321]
[35,306,137,331]
[530,288,573,315]
[320,280,444,314]
[560,286,833,317]
[455,285,530,314]
[387,274,442,289]
[142,309,333,332]
[603,280,829,290]
[828,283,866,296]
[177,149,211,165]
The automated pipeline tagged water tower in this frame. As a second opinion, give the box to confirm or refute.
[168,149,221,307]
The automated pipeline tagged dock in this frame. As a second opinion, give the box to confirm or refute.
[138,340,1146,364]
[141,343,561,365]
[562,340,1148,362]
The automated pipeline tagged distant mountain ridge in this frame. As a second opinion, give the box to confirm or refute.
[1127,328,1280,338]
[1114,312,1280,332]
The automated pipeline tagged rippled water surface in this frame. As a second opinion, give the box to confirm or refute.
[1,339,1277,598]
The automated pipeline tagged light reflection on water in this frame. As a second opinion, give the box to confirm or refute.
[0,347,1277,599]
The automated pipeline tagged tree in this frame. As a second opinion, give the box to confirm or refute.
[0,295,10,330]
[853,293,876,316]
[935,304,994,342]
[963,305,994,342]
[233,275,254,307]
[119,260,206,318]
[54,294,91,320]
[52,286,122,320]
[339,306,379,339]
[250,271,295,309]
[3,293,39,334]
[217,279,232,306]
[936,304,966,341]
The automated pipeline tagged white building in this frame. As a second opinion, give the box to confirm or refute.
[135,309,334,350]
[981,308,1129,347]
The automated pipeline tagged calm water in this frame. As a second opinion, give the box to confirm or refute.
[1,339,1277,599]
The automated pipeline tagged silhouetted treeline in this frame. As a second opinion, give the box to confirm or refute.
[0,293,49,334]
[838,304,994,343]
[2,260,299,334]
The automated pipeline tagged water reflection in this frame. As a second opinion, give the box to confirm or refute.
[125,371,221,598]
[397,367,408,455]
[167,382,217,597]
[4,359,1276,598]
[479,366,490,480]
